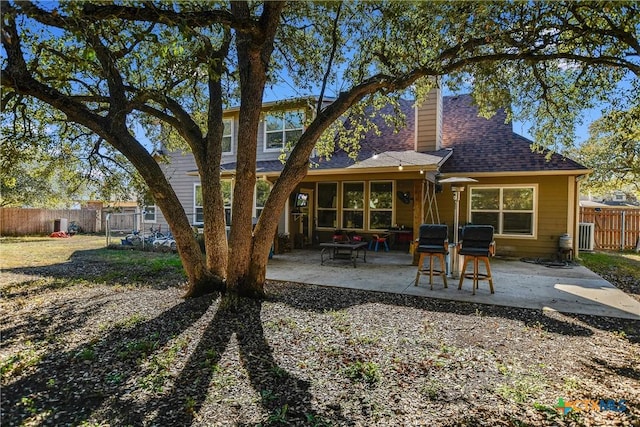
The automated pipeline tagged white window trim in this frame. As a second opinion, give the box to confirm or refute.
[368,180,394,231]
[316,182,338,230]
[223,118,234,155]
[263,109,304,152]
[467,184,538,239]
[254,179,272,218]
[193,183,203,225]
[342,181,365,230]
[142,205,157,223]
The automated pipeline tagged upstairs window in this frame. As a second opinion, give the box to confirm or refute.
[222,119,233,154]
[264,110,304,151]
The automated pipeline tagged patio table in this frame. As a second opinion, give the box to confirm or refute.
[320,242,368,268]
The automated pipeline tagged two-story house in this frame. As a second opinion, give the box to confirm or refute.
[153,89,590,259]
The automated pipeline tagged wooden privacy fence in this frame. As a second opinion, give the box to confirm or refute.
[580,207,640,251]
[0,208,100,236]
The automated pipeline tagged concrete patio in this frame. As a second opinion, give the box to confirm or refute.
[266,248,640,320]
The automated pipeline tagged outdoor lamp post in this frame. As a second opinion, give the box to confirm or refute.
[438,177,478,279]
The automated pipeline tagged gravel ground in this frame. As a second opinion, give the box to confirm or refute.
[1,244,639,426]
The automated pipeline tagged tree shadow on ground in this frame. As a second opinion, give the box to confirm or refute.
[586,356,640,382]
[2,248,185,298]
[0,293,111,349]
[1,295,215,425]
[265,281,637,340]
[2,290,342,426]
[4,249,638,425]
[136,294,342,426]
[563,312,640,344]
[2,248,337,425]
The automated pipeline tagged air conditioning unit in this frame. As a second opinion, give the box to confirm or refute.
[578,222,595,251]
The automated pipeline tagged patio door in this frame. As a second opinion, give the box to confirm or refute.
[293,189,314,247]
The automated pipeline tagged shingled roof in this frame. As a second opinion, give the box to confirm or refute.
[305,98,441,171]
[220,94,587,174]
[439,94,588,174]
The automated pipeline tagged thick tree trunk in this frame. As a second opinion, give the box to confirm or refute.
[225,2,284,298]
[198,36,232,281]
[153,174,225,298]
[112,133,225,298]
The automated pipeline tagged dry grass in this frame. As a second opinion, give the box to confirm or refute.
[0,235,107,269]
[1,236,638,426]
[580,251,640,302]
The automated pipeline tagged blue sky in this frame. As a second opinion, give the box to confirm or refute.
[262,81,601,147]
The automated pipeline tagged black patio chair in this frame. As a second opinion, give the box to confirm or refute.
[457,225,495,295]
[414,224,448,289]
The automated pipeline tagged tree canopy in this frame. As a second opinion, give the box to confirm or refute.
[0,99,144,207]
[2,1,638,297]
[568,104,640,200]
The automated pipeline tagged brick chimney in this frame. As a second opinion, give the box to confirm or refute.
[414,87,442,152]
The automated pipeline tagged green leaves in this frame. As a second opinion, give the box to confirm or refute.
[568,103,640,199]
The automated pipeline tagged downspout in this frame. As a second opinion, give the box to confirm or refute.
[574,174,587,258]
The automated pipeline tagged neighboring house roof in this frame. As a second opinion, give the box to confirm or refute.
[439,95,588,174]
[600,200,640,207]
[579,200,610,208]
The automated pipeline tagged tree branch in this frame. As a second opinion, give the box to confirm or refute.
[80,3,255,34]
[317,2,342,112]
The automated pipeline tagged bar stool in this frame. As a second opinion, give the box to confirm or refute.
[414,224,448,289]
[457,225,495,295]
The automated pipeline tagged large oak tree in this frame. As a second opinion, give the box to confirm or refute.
[568,105,640,199]
[2,1,638,298]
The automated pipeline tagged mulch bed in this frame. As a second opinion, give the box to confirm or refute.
[1,250,638,426]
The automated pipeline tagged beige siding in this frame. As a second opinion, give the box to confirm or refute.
[414,88,442,152]
[436,175,575,258]
[156,151,200,232]
[395,180,414,228]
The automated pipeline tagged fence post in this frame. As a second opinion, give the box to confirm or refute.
[620,210,626,251]
[106,213,111,246]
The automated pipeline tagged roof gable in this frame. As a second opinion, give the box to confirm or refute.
[439,95,587,173]
[220,94,588,174]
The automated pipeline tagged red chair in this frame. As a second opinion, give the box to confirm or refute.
[368,234,389,252]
